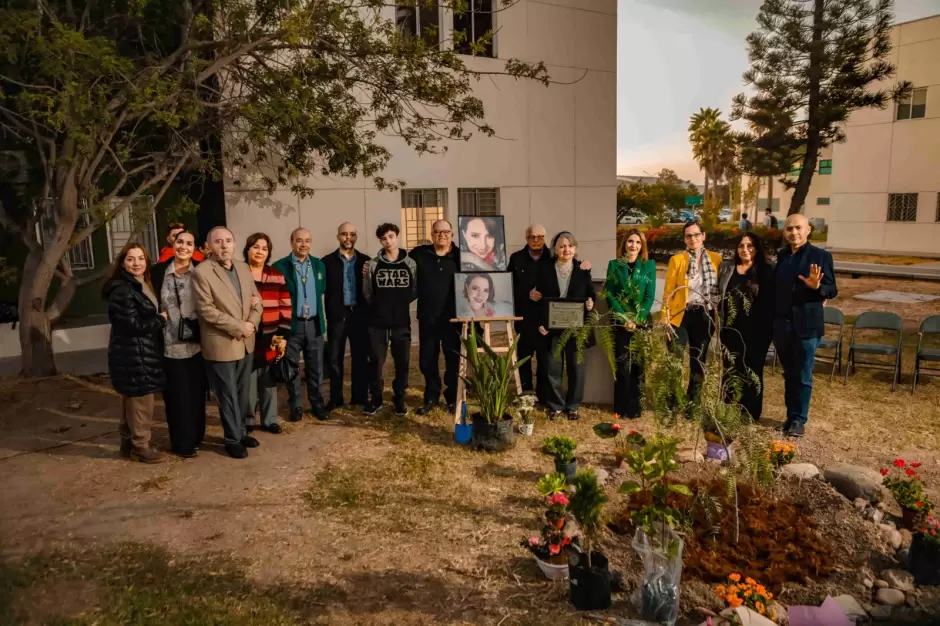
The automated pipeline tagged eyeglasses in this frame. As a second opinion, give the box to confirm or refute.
[527,235,545,240]
[433,230,452,236]
[684,232,704,240]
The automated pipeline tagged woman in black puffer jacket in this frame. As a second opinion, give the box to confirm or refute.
[102,243,167,463]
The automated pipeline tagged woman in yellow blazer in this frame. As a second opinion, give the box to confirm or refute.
[663,220,723,411]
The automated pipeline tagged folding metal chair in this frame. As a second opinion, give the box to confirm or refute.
[843,311,903,392]
[912,315,940,394]
[816,307,846,382]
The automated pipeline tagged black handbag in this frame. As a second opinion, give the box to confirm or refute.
[272,352,299,384]
[172,275,201,343]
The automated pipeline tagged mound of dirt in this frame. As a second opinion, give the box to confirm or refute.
[609,480,837,591]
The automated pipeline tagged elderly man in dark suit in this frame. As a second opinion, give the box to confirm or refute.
[773,214,838,438]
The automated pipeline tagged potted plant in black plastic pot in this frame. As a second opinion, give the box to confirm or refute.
[542,435,577,479]
[567,469,611,611]
[459,325,529,451]
[911,514,940,586]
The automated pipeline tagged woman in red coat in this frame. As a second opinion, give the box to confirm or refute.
[244,233,292,434]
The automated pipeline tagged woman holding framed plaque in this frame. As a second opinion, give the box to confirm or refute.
[534,231,595,421]
[605,229,657,419]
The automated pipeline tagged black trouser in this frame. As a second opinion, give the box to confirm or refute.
[368,326,411,405]
[327,306,369,406]
[286,317,325,414]
[671,306,714,406]
[539,334,585,412]
[205,354,252,445]
[418,318,460,406]
[614,328,644,418]
[163,353,207,454]
[720,327,772,421]
[515,321,542,397]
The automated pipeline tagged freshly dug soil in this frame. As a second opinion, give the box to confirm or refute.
[609,479,836,591]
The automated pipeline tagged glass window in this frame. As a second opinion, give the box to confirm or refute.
[819,160,832,175]
[887,193,918,222]
[897,87,928,120]
[457,188,500,216]
[454,0,494,57]
[816,197,830,206]
[401,189,447,249]
[396,2,441,48]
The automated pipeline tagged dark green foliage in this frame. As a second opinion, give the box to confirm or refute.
[569,469,608,566]
[541,435,576,464]
[459,324,529,424]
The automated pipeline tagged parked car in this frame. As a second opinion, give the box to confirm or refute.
[620,210,645,225]
[718,209,732,223]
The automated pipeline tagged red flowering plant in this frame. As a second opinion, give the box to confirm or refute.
[594,422,647,461]
[521,475,581,564]
[881,459,933,517]
[918,514,940,548]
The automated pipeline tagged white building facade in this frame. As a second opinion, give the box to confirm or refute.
[224,0,618,269]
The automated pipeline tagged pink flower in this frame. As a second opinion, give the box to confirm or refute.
[548,493,569,507]
[880,469,889,476]
[529,536,540,546]
[932,530,937,536]
[894,458,906,468]
[549,544,561,556]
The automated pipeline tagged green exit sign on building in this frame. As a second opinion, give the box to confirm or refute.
[685,195,703,207]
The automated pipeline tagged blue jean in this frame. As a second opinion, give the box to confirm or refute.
[773,320,822,426]
[286,318,325,413]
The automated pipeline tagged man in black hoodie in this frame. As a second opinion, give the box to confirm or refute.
[362,223,418,416]
[409,219,461,415]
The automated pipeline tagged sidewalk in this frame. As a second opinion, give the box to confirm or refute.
[833,261,940,282]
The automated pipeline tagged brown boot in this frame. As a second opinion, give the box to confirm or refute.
[130,446,165,464]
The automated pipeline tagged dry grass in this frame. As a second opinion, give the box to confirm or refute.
[832,252,938,266]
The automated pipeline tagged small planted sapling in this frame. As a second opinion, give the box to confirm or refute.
[567,469,612,611]
[542,435,578,479]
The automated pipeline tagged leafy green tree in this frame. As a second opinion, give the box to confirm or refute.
[732,0,908,216]
[617,169,697,226]
[0,0,548,376]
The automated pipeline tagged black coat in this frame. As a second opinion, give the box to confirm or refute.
[773,242,838,338]
[409,243,460,322]
[321,249,370,325]
[533,260,597,344]
[103,270,166,397]
[507,246,554,327]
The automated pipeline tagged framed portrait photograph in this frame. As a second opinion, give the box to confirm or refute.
[454,272,515,320]
[458,215,507,272]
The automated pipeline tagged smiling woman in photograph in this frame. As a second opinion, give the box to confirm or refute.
[459,216,506,271]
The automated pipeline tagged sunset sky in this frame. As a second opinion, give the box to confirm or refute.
[616,0,940,183]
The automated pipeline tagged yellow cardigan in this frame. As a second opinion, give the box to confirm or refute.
[663,250,723,327]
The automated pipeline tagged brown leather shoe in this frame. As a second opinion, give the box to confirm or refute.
[130,446,166,464]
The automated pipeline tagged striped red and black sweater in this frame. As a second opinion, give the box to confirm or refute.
[252,265,292,367]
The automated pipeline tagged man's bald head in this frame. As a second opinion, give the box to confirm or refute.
[783,213,811,249]
[291,227,313,260]
[525,223,547,251]
[337,222,358,252]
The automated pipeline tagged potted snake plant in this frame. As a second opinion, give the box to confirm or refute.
[459,325,529,451]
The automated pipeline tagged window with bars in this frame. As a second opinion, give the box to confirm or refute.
[887,193,918,222]
[454,0,494,57]
[35,203,96,270]
[401,189,446,249]
[396,2,441,48]
[897,87,927,121]
[816,197,830,205]
[457,188,500,217]
[819,160,832,175]
[105,196,159,261]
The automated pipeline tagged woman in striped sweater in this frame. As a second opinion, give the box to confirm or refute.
[244,233,292,434]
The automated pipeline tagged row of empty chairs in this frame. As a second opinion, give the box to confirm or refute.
[769,309,940,393]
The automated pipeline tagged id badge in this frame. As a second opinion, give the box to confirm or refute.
[303,304,310,317]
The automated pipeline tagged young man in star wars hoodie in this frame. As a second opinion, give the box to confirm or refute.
[362,223,418,416]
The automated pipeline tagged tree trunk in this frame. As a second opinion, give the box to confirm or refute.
[767,176,774,220]
[17,253,57,377]
[789,0,825,216]
[703,173,709,204]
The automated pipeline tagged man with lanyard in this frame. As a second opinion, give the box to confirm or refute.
[774,214,837,438]
[321,222,370,410]
[409,219,461,415]
[663,220,723,413]
[272,227,329,421]
[508,224,592,402]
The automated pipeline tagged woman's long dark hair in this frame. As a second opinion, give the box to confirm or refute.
[732,232,768,297]
[103,242,154,296]
[244,232,274,265]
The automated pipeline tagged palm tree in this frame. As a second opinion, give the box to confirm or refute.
[689,108,736,202]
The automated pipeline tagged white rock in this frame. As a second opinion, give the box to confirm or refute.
[593,468,610,484]
[881,569,915,592]
[878,525,903,550]
[780,463,820,479]
[854,497,869,510]
[864,578,874,589]
[832,594,868,617]
[824,463,889,503]
[677,448,704,463]
[875,588,906,606]
[868,508,885,524]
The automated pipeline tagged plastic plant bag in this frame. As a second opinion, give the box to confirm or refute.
[632,526,684,626]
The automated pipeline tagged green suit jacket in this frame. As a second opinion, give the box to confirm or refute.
[272,254,328,336]
[604,258,657,324]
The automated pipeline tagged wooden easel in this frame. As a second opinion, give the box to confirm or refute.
[452,316,524,426]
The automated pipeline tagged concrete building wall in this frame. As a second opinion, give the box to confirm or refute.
[224,0,618,275]
[828,14,940,255]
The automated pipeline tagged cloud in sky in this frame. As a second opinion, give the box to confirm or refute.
[616,0,940,183]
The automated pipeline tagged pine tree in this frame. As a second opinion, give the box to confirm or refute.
[732,0,909,216]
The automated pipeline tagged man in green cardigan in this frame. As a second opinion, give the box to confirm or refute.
[272,227,329,421]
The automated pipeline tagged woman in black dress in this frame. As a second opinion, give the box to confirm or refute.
[718,232,775,421]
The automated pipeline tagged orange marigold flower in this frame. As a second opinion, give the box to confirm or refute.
[715,585,726,595]
[728,573,741,582]
[745,577,757,586]
[729,596,743,607]
[756,602,765,614]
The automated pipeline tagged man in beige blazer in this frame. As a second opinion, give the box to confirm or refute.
[193,226,263,459]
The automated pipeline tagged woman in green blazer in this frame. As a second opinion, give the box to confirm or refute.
[604,228,657,418]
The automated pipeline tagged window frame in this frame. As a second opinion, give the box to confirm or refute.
[896,87,928,121]
[816,197,830,206]
[401,188,447,249]
[457,187,500,217]
[396,2,442,49]
[453,0,495,58]
[887,193,918,223]
[105,196,159,262]
[818,160,832,175]
[35,201,96,271]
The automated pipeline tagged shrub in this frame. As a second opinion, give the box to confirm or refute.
[631,225,783,263]
[541,435,576,464]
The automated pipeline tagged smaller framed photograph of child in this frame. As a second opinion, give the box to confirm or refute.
[454,272,515,319]
[458,215,507,271]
